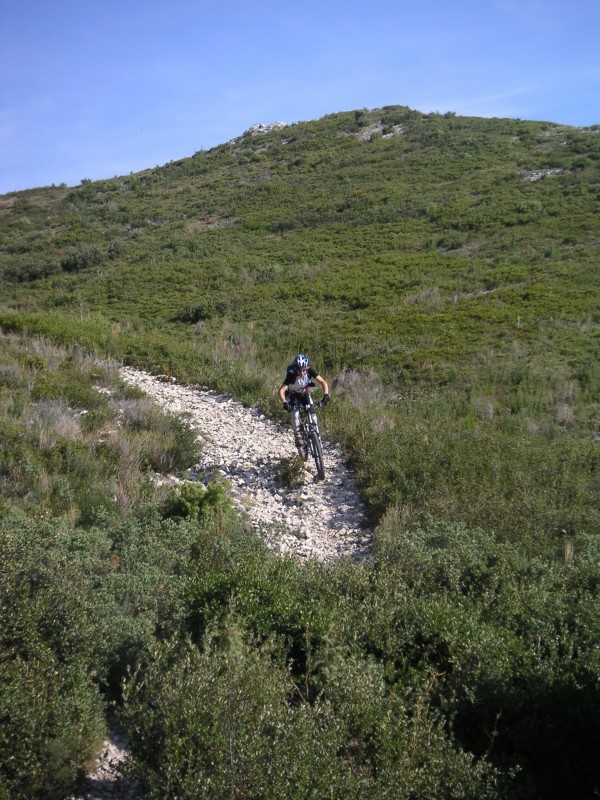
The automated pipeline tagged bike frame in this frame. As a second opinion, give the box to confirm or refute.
[290,393,326,480]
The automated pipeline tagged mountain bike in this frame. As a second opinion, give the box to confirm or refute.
[292,395,326,480]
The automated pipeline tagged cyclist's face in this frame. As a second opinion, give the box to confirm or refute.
[298,368,307,374]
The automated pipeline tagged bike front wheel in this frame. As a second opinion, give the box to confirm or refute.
[309,429,325,480]
[300,428,309,462]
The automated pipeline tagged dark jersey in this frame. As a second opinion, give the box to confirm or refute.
[283,364,318,396]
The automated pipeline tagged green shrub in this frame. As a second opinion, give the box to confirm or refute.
[368,517,600,799]
[118,398,201,473]
[122,617,500,799]
[161,479,233,524]
[60,243,104,272]
[274,454,306,488]
[121,622,352,799]
[0,518,108,799]
[0,417,43,496]
[0,653,105,800]
[31,368,109,409]
[0,507,246,797]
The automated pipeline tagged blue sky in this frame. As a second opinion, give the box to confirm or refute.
[1,0,598,194]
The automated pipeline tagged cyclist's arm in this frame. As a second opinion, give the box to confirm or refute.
[315,374,329,395]
[278,383,288,403]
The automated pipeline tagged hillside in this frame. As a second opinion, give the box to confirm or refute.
[1,106,600,799]
[2,105,599,541]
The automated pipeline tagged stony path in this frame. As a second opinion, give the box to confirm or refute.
[70,733,136,800]
[74,368,372,799]
[120,367,372,562]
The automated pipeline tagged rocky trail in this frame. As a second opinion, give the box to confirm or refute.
[70,733,135,800]
[73,368,372,799]
[120,367,372,562]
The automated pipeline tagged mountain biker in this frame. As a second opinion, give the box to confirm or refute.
[278,354,330,453]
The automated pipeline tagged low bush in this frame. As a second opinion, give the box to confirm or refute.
[0,333,201,522]
[0,652,105,800]
[134,409,201,475]
[121,616,501,800]
[274,454,306,488]
[161,479,234,525]
[368,517,600,799]
[60,243,105,273]
[0,505,250,799]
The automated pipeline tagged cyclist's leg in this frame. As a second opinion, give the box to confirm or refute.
[306,395,318,427]
[289,396,303,448]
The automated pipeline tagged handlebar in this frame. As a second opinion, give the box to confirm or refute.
[287,395,329,410]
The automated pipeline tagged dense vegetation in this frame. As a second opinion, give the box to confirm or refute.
[1,106,599,797]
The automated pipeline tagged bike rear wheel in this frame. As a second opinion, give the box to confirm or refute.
[309,429,325,480]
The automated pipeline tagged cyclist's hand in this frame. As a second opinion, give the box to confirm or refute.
[322,393,330,406]
[283,402,292,412]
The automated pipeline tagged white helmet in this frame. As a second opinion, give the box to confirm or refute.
[294,354,309,370]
